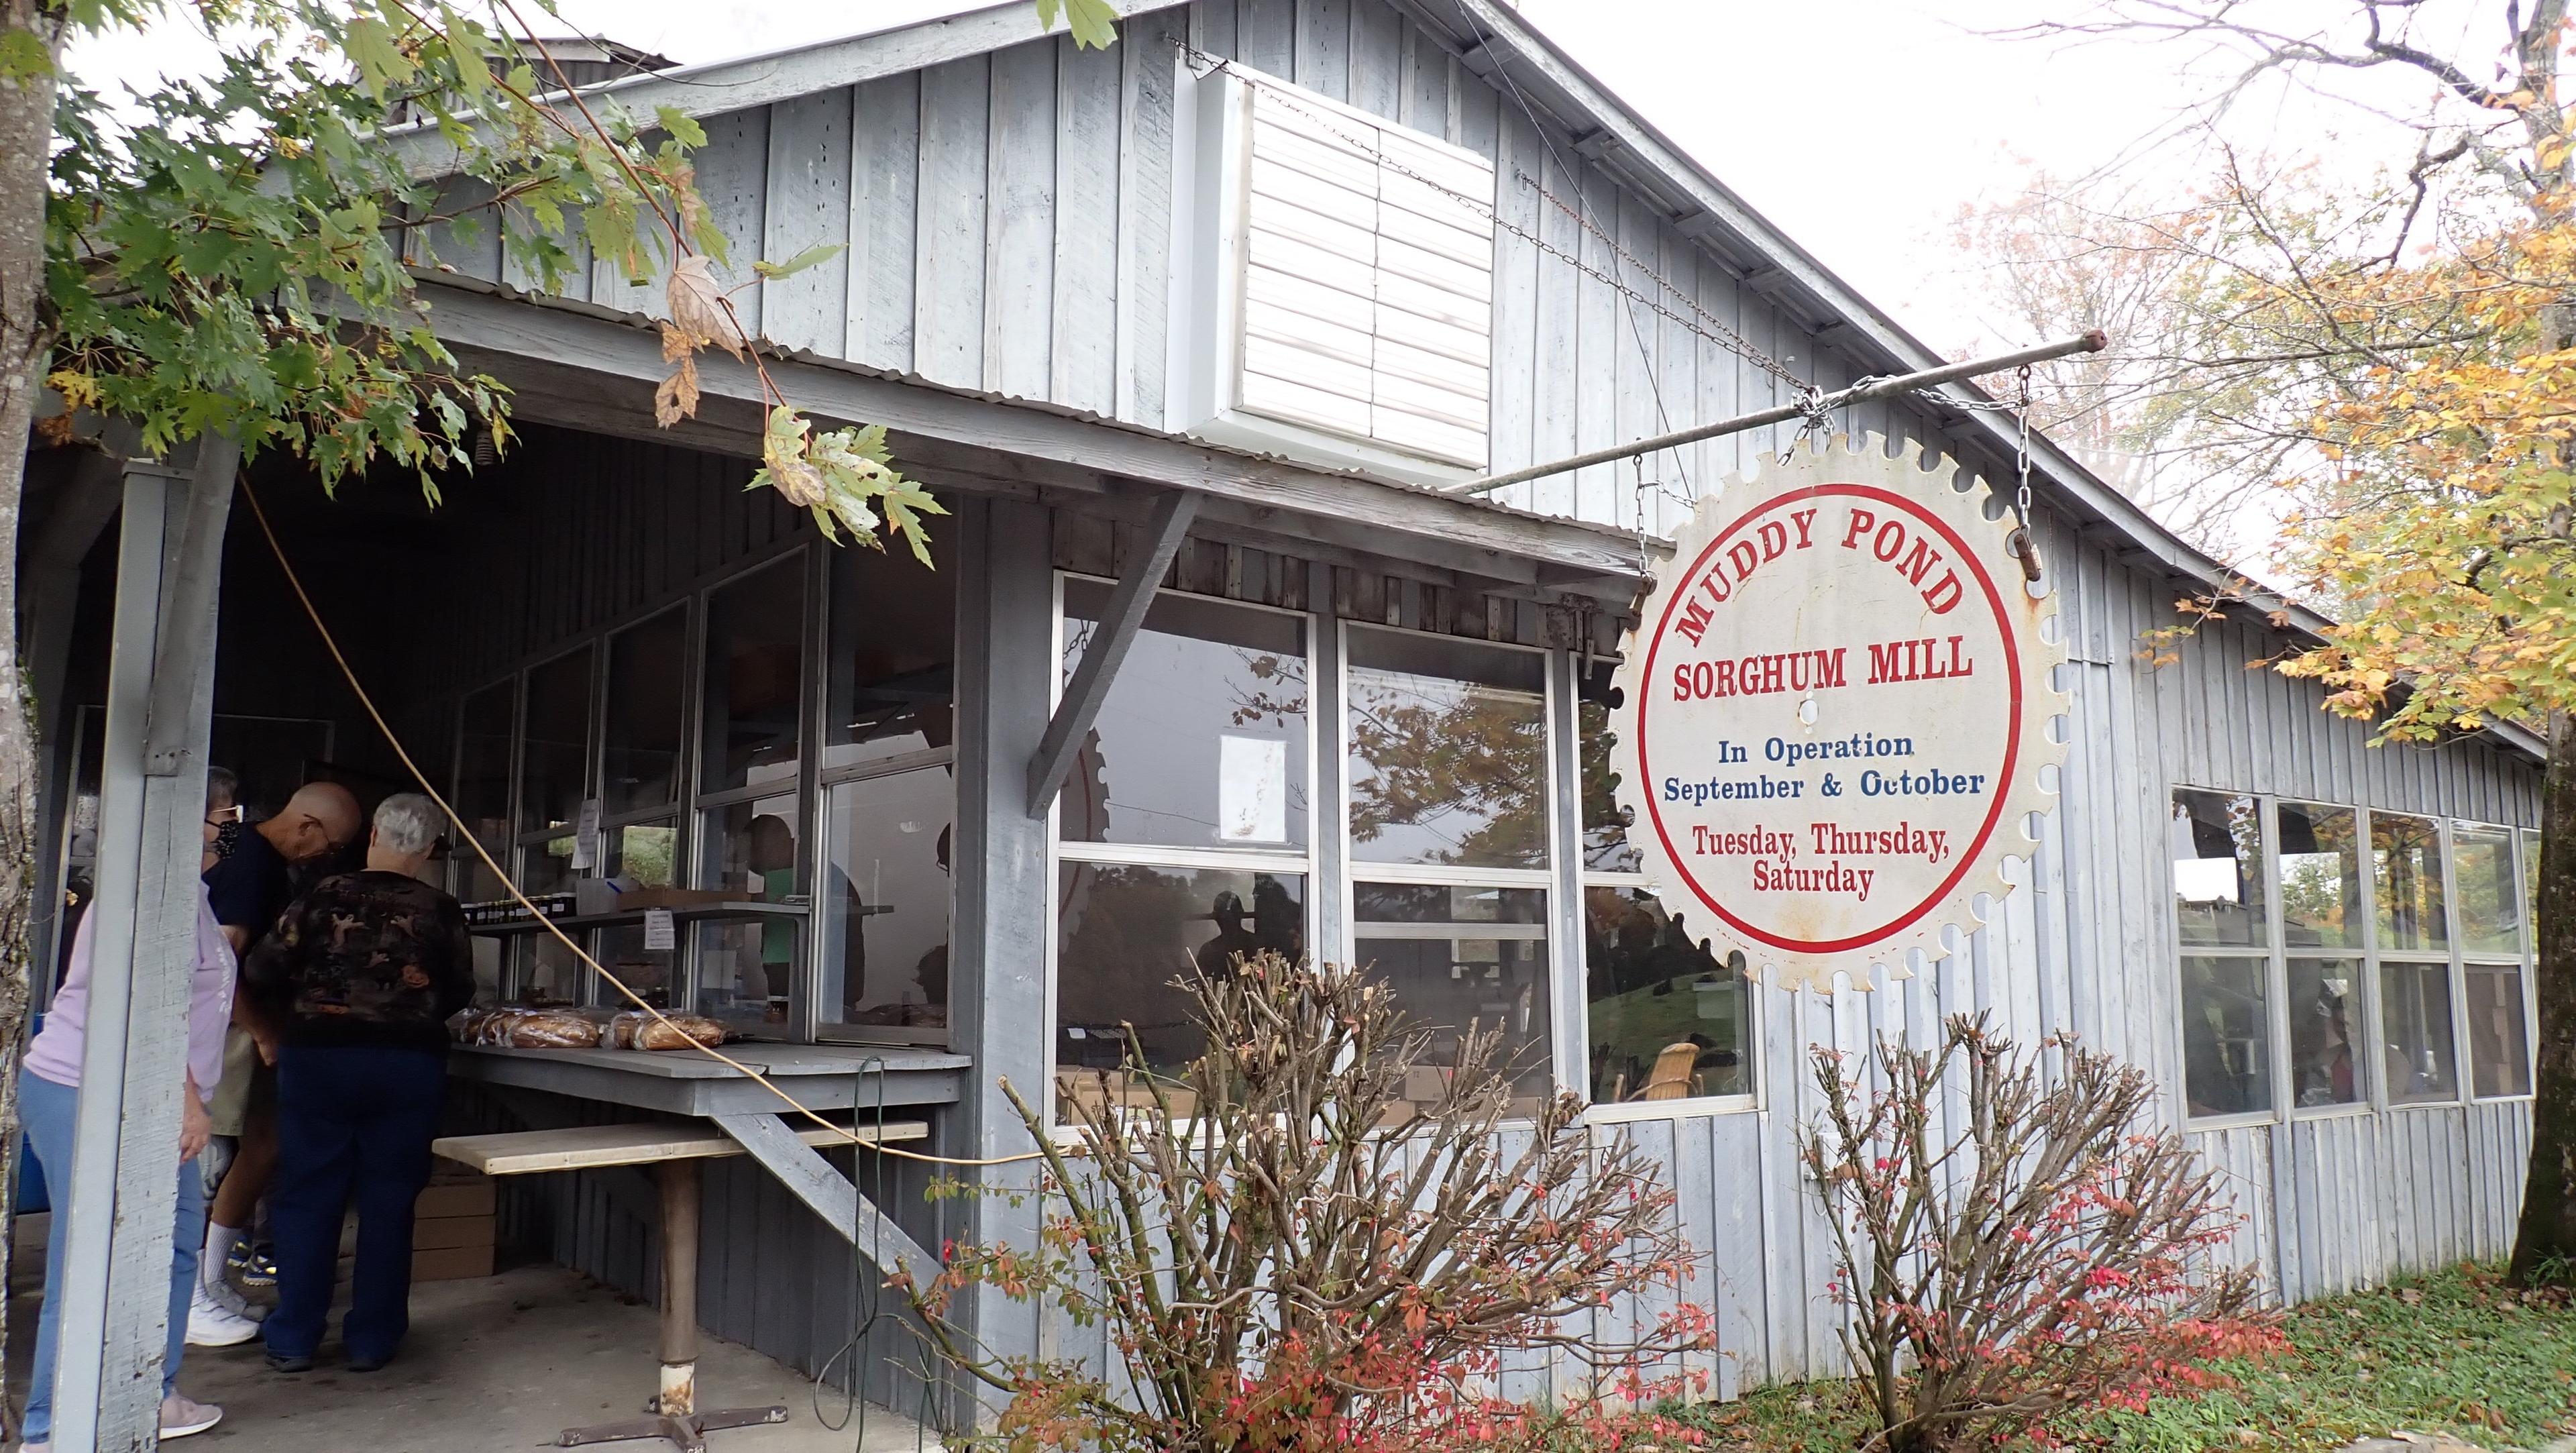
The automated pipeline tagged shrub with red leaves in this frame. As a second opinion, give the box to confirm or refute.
[1802,1014,2271,1453]
[910,952,1713,1453]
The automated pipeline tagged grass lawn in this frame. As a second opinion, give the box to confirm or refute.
[1655,1262,2576,1453]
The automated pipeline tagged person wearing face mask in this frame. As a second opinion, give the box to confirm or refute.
[16,771,242,1447]
[193,779,362,1344]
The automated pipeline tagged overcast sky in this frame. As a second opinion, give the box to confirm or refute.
[70,0,2485,356]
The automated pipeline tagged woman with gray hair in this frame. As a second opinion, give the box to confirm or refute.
[240,792,475,1374]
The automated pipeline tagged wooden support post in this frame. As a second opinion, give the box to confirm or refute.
[1024,486,1197,816]
[50,437,234,1453]
[655,1161,701,1418]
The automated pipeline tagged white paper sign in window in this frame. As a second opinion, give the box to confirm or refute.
[1218,734,1289,844]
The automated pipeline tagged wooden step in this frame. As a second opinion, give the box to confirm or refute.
[432,1118,928,1176]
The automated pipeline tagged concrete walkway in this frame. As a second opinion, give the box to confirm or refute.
[7,1218,932,1452]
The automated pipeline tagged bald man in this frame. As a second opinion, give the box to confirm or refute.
[193,780,362,1344]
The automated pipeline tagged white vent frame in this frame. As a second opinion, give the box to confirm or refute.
[1166,60,1496,485]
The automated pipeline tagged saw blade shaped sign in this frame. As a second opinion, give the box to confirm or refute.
[1611,434,2068,993]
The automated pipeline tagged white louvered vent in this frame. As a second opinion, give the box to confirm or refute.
[1170,65,1496,483]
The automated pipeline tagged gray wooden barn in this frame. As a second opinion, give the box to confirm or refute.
[30,0,2546,1432]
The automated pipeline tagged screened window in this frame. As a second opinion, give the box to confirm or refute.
[819,538,957,1043]
[453,681,515,903]
[2171,790,2265,948]
[2285,957,2363,1108]
[1056,863,1307,1119]
[602,607,688,815]
[2182,954,2271,1116]
[1346,629,1546,869]
[2277,802,2361,949]
[1052,579,1315,1121]
[2452,826,2522,957]
[1353,882,1552,1116]
[518,646,594,838]
[1059,580,1308,851]
[1576,664,1753,1112]
[2372,812,2447,953]
[2465,963,2533,1099]
[700,557,808,796]
[2379,958,2458,1104]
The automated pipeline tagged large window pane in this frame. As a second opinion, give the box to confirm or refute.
[519,647,594,837]
[2277,802,2361,949]
[2379,959,2459,1104]
[702,557,808,796]
[2452,826,2522,957]
[519,836,576,896]
[826,526,955,771]
[2372,813,2447,953]
[2526,830,2542,949]
[695,918,795,1035]
[1578,666,1640,873]
[1059,581,1308,850]
[597,923,675,1012]
[454,681,515,901]
[2285,957,2363,1108]
[1347,629,1548,870]
[603,607,688,814]
[1056,863,1307,1119]
[1584,885,1748,1104]
[694,796,802,1035]
[514,934,583,1007]
[2465,964,2532,1098]
[819,767,953,1036]
[2181,954,2271,1117]
[1353,882,1553,1114]
[2171,790,2265,948]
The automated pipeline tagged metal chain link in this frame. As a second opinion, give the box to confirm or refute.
[1173,38,1804,389]
[2006,363,2043,582]
[1518,175,1802,384]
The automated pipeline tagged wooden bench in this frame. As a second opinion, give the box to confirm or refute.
[431,1117,928,1453]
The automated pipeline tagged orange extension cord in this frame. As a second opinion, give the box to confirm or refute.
[240,476,1042,1169]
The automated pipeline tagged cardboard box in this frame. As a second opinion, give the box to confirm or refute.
[415,1178,495,1220]
[413,1213,497,1252]
[412,1244,494,1282]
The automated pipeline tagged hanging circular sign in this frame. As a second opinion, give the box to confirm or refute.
[1611,434,2067,992]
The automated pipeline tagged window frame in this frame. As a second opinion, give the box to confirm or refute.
[1571,664,1760,1122]
[2171,790,2536,1129]
[2455,818,2537,1104]
[1338,618,1570,1119]
[1044,572,1324,1117]
[2171,789,2287,1128]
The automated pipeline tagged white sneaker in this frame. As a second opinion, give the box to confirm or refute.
[201,1273,268,1324]
[184,1283,260,1347]
[160,1392,223,1438]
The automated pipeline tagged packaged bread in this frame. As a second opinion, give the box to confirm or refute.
[508,1009,602,1048]
[607,1010,727,1051]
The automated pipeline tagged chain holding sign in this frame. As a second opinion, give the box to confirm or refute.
[1611,434,2068,993]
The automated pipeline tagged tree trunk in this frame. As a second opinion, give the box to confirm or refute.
[0,0,66,1422]
[2510,710,2576,1285]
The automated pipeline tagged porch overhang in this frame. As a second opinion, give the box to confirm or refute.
[411,276,1649,608]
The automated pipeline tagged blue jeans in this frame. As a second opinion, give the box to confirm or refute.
[21,1068,205,1442]
[262,1046,446,1364]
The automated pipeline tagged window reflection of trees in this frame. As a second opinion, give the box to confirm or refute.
[1346,669,1546,868]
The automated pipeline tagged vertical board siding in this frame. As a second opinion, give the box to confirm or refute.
[419,0,2546,1403]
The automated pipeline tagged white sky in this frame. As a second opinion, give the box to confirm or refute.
[70,0,2486,356]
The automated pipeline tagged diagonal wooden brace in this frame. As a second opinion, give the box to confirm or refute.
[1023,486,1199,816]
[710,1114,939,1279]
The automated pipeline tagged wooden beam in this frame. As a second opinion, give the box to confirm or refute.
[712,1113,939,1278]
[1026,487,1197,815]
[421,282,1643,583]
[434,1120,928,1176]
